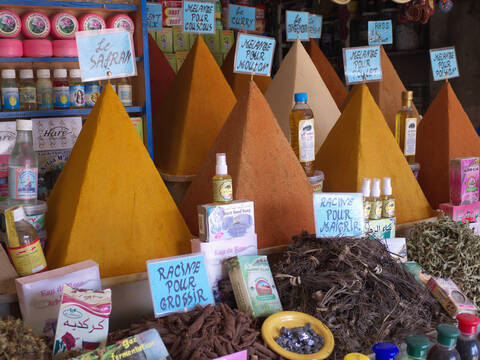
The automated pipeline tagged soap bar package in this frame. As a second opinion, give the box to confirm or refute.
[0,121,16,200]
[72,329,171,360]
[53,285,112,355]
[225,255,282,318]
[450,157,479,206]
[427,277,477,318]
[32,117,82,200]
[439,202,480,223]
[15,260,101,337]
[191,234,258,302]
[198,200,255,242]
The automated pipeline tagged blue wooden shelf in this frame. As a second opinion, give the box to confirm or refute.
[0,57,143,63]
[0,106,143,119]
[0,0,137,10]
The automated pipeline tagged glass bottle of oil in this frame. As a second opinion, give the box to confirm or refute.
[289,92,315,177]
[362,178,372,221]
[382,177,395,218]
[395,91,417,164]
[212,153,233,204]
[370,178,382,220]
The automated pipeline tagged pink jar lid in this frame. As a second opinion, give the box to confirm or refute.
[53,39,77,57]
[51,12,78,39]
[78,13,106,31]
[0,10,21,38]
[0,39,23,57]
[23,39,53,57]
[107,14,134,35]
[22,11,50,39]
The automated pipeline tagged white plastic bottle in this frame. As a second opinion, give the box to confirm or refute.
[369,178,382,220]
[8,119,38,202]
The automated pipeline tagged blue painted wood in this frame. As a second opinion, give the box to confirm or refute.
[141,0,154,159]
[0,107,143,119]
[0,57,142,63]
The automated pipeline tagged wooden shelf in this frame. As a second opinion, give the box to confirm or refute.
[0,106,143,119]
[0,0,137,10]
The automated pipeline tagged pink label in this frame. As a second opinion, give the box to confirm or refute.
[450,157,479,205]
[213,350,248,360]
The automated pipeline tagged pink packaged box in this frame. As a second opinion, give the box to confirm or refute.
[450,157,479,206]
[439,202,480,223]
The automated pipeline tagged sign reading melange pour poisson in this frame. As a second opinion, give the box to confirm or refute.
[429,46,459,81]
[233,33,276,77]
[343,45,382,85]
[182,0,216,34]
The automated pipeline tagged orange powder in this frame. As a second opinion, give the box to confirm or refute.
[417,81,480,208]
[315,84,435,224]
[153,36,237,176]
[181,81,315,249]
[46,85,191,278]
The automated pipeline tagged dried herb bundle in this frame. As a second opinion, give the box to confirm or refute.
[109,304,284,360]
[407,215,480,307]
[271,232,448,359]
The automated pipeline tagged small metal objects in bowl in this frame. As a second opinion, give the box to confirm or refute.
[274,323,325,354]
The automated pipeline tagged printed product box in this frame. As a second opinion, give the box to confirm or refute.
[364,217,396,240]
[155,28,173,53]
[15,260,101,337]
[220,30,234,54]
[214,53,224,66]
[175,51,188,70]
[130,117,144,142]
[172,27,190,52]
[0,121,16,200]
[403,261,431,288]
[427,277,478,318]
[164,53,177,73]
[198,200,255,242]
[380,237,407,262]
[450,157,479,206]
[439,201,480,223]
[148,30,156,41]
[32,117,82,200]
[162,1,182,27]
[203,31,220,54]
[225,256,282,317]
[191,234,258,302]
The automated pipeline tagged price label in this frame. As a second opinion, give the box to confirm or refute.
[309,14,322,39]
[75,29,137,82]
[228,4,256,32]
[343,45,382,84]
[430,46,459,81]
[368,20,392,45]
[286,10,309,41]
[233,33,276,77]
[183,0,215,34]
[146,3,163,30]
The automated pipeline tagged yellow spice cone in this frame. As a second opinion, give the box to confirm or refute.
[46,84,191,278]
[315,84,435,224]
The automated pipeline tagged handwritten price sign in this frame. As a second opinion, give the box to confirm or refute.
[183,0,215,34]
[286,10,309,41]
[309,14,322,39]
[234,33,275,77]
[228,4,256,32]
[343,45,382,84]
[146,3,163,30]
[368,20,392,45]
[430,46,459,81]
[75,29,137,82]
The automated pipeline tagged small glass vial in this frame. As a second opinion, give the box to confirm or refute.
[370,178,382,220]
[400,334,430,360]
[116,77,132,106]
[212,153,233,203]
[69,69,86,108]
[372,342,399,360]
[19,69,37,111]
[53,69,70,109]
[362,178,372,221]
[36,69,53,110]
[1,69,20,111]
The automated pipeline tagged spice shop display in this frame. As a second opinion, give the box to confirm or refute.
[273,323,325,355]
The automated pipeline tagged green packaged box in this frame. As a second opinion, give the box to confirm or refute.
[156,28,173,53]
[214,53,224,67]
[130,117,144,142]
[203,31,220,54]
[175,51,188,71]
[164,53,177,73]
[220,30,235,54]
[225,256,283,317]
[172,27,190,52]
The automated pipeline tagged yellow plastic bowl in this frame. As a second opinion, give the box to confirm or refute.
[261,311,335,360]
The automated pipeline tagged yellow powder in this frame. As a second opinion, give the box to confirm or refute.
[153,36,237,176]
[315,84,435,224]
[46,85,191,278]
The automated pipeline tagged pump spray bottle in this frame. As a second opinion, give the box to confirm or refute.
[212,153,233,204]
[382,177,395,218]
[370,178,382,220]
[362,178,372,221]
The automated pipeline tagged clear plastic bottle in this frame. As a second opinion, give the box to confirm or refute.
[53,69,70,109]
[382,177,395,218]
[456,313,480,360]
[1,69,20,111]
[370,178,382,220]
[427,324,461,360]
[289,92,315,177]
[372,342,399,360]
[8,120,38,202]
[19,69,37,111]
[5,205,46,276]
[362,178,372,221]
[116,77,132,106]
[395,90,417,164]
[400,334,430,360]
[36,69,53,110]
[212,153,233,203]
[85,80,100,107]
[69,69,86,108]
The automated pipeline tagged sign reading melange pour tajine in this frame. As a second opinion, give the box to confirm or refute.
[233,33,276,76]
[343,45,382,84]
[183,0,216,34]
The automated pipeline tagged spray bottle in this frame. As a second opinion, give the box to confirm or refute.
[382,177,395,218]
[212,153,233,204]
[362,178,372,221]
[370,178,382,220]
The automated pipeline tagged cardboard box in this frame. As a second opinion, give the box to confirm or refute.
[439,201,480,224]
[15,260,101,337]
[427,277,477,318]
[198,200,255,242]
[0,244,17,294]
[162,0,182,27]
[403,261,431,288]
[220,30,234,54]
[450,157,479,206]
[203,31,220,54]
[172,27,190,52]
[380,237,407,262]
[164,53,177,73]
[364,217,396,240]
[130,117,144,143]
[191,234,257,302]
[175,51,188,70]
[156,28,173,53]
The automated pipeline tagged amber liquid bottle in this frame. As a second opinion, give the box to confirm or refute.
[289,93,315,177]
[395,91,417,164]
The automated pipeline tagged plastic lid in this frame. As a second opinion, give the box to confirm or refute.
[37,69,50,78]
[372,178,381,197]
[12,206,26,222]
[216,153,228,175]
[19,69,34,79]
[382,177,392,196]
[54,68,67,78]
[69,69,81,78]
[294,92,308,102]
[16,119,32,131]
[372,342,399,360]
[405,334,430,358]
[2,69,16,78]
[344,353,369,360]
[361,178,371,197]
[0,199,47,214]
[436,324,460,347]
[457,313,480,335]
[308,170,324,184]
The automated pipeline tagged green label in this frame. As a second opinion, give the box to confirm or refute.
[213,178,233,203]
[382,198,395,218]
